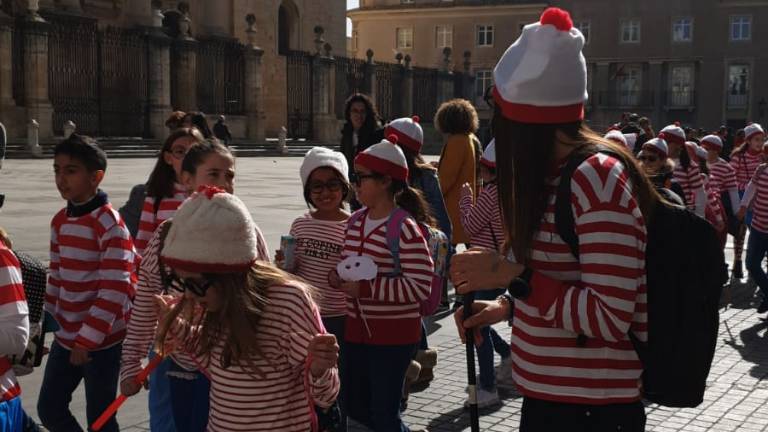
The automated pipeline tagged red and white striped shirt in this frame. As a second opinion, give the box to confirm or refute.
[187,282,339,431]
[134,184,188,256]
[731,150,763,191]
[0,247,28,402]
[510,153,647,405]
[672,158,706,217]
[459,182,504,252]
[740,164,768,233]
[289,214,348,317]
[121,220,270,381]
[45,199,135,350]
[708,158,740,214]
[341,209,433,345]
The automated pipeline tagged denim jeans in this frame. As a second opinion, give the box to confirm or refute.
[37,341,122,432]
[746,228,768,299]
[475,288,511,390]
[322,316,347,432]
[0,396,23,432]
[342,342,417,432]
[148,354,210,432]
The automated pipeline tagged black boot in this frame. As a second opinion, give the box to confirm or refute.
[758,296,768,314]
[733,260,744,279]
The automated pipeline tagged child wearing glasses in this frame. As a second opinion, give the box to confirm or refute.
[638,137,686,206]
[120,140,269,432]
[154,186,339,432]
[133,128,204,255]
[661,123,707,218]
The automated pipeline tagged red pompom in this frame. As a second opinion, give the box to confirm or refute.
[197,185,227,199]
[540,7,573,31]
[387,134,399,144]
[674,121,681,127]
[412,115,420,123]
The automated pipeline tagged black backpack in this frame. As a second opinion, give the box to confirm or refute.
[554,145,727,408]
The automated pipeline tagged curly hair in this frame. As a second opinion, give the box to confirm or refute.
[343,93,382,132]
[434,99,479,135]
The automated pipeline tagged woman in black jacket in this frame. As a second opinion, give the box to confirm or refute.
[340,94,384,210]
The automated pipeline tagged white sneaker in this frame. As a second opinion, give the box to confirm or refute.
[464,387,501,408]
[495,357,515,389]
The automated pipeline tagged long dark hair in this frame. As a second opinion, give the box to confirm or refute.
[391,179,437,228]
[190,112,213,139]
[402,147,436,184]
[146,128,204,212]
[343,93,381,134]
[493,109,660,261]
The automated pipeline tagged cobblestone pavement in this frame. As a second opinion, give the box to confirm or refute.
[2,158,767,432]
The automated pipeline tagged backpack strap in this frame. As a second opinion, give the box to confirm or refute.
[156,220,173,293]
[384,208,411,277]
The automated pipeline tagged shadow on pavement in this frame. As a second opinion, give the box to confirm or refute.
[723,318,768,380]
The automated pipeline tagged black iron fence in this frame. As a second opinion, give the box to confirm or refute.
[412,67,439,123]
[334,56,366,120]
[196,37,245,115]
[375,62,403,123]
[286,50,314,140]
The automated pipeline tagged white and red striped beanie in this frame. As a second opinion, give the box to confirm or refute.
[700,135,723,151]
[354,135,409,182]
[745,123,765,141]
[659,123,686,146]
[492,7,587,124]
[162,185,259,273]
[604,130,628,148]
[385,116,424,153]
[642,137,669,158]
[687,141,707,159]
[480,140,496,168]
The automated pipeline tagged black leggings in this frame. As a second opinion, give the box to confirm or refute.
[520,397,646,432]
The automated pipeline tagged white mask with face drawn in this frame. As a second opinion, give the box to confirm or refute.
[337,256,378,282]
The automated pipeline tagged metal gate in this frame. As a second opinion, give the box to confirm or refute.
[197,37,245,115]
[375,62,402,123]
[412,67,439,124]
[286,50,313,140]
[334,56,367,119]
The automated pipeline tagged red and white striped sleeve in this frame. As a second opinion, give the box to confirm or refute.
[526,155,647,343]
[359,218,433,304]
[44,210,64,315]
[134,197,158,256]
[459,185,494,238]
[0,248,29,357]
[74,212,135,349]
[254,224,270,263]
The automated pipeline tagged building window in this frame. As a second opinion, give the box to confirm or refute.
[672,18,692,42]
[730,16,751,41]
[477,25,494,47]
[728,65,750,107]
[616,64,642,106]
[475,69,493,105]
[396,27,413,49]
[669,65,694,106]
[576,21,590,44]
[620,20,641,43]
[436,25,452,48]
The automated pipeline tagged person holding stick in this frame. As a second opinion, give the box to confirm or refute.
[452,7,650,432]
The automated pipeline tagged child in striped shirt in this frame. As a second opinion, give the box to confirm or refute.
[660,123,707,217]
[39,135,136,432]
[730,124,765,279]
[155,186,339,432]
[458,140,512,407]
[133,128,204,255]
[329,136,433,432]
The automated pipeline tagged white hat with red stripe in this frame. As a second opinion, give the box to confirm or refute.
[480,140,496,168]
[300,147,349,187]
[687,141,707,159]
[162,185,259,273]
[385,116,424,153]
[642,137,668,158]
[659,123,686,146]
[354,135,409,182]
[700,135,723,151]
[745,123,765,141]
[604,130,628,148]
[492,7,587,124]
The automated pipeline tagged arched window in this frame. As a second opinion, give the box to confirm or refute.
[278,0,299,55]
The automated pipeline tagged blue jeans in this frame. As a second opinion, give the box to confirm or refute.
[0,396,23,432]
[37,341,122,432]
[342,342,416,432]
[746,228,768,299]
[148,354,210,432]
[322,316,347,432]
[475,288,511,390]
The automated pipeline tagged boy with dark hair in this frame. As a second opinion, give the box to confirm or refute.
[37,135,135,432]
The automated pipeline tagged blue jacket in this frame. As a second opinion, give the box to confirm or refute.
[412,167,452,241]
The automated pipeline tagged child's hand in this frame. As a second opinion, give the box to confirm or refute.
[430,161,440,169]
[274,249,285,268]
[328,270,342,289]
[154,294,176,320]
[308,334,339,377]
[69,344,90,366]
[460,182,473,200]
[340,281,360,298]
[120,377,147,397]
[738,207,747,221]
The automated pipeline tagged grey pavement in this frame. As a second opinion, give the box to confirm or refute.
[1,157,768,432]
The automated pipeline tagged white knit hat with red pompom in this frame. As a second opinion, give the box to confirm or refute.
[354,135,409,182]
[480,140,496,168]
[385,116,424,153]
[642,137,669,158]
[659,122,686,146]
[300,147,349,187]
[161,185,259,273]
[700,135,723,151]
[745,123,765,141]
[604,130,628,148]
[492,7,588,124]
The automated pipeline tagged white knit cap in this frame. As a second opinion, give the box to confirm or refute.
[687,142,708,159]
[700,134,723,150]
[659,123,686,146]
[162,186,259,273]
[604,130,627,148]
[493,7,587,124]
[385,116,424,153]
[480,140,496,168]
[354,135,409,182]
[300,147,349,187]
[642,137,669,158]
[745,123,765,141]
[624,133,638,151]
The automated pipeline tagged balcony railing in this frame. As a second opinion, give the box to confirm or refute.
[597,90,654,108]
[664,90,695,108]
[727,93,749,108]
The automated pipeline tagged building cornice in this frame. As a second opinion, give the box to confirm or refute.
[348,3,546,20]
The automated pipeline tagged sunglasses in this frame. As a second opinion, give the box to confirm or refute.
[350,172,381,186]
[638,155,659,163]
[169,273,213,297]
[166,146,189,160]
[309,179,345,194]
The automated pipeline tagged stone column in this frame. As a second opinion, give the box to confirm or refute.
[125,0,154,27]
[172,38,197,112]
[147,7,173,139]
[462,50,474,101]
[648,61,664,127]
[0,13,14,118]
[23,16,53,139]
[243,14,265,142]
[312,46,336,144]
[400,54,414,116]
[364,49,376,102]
